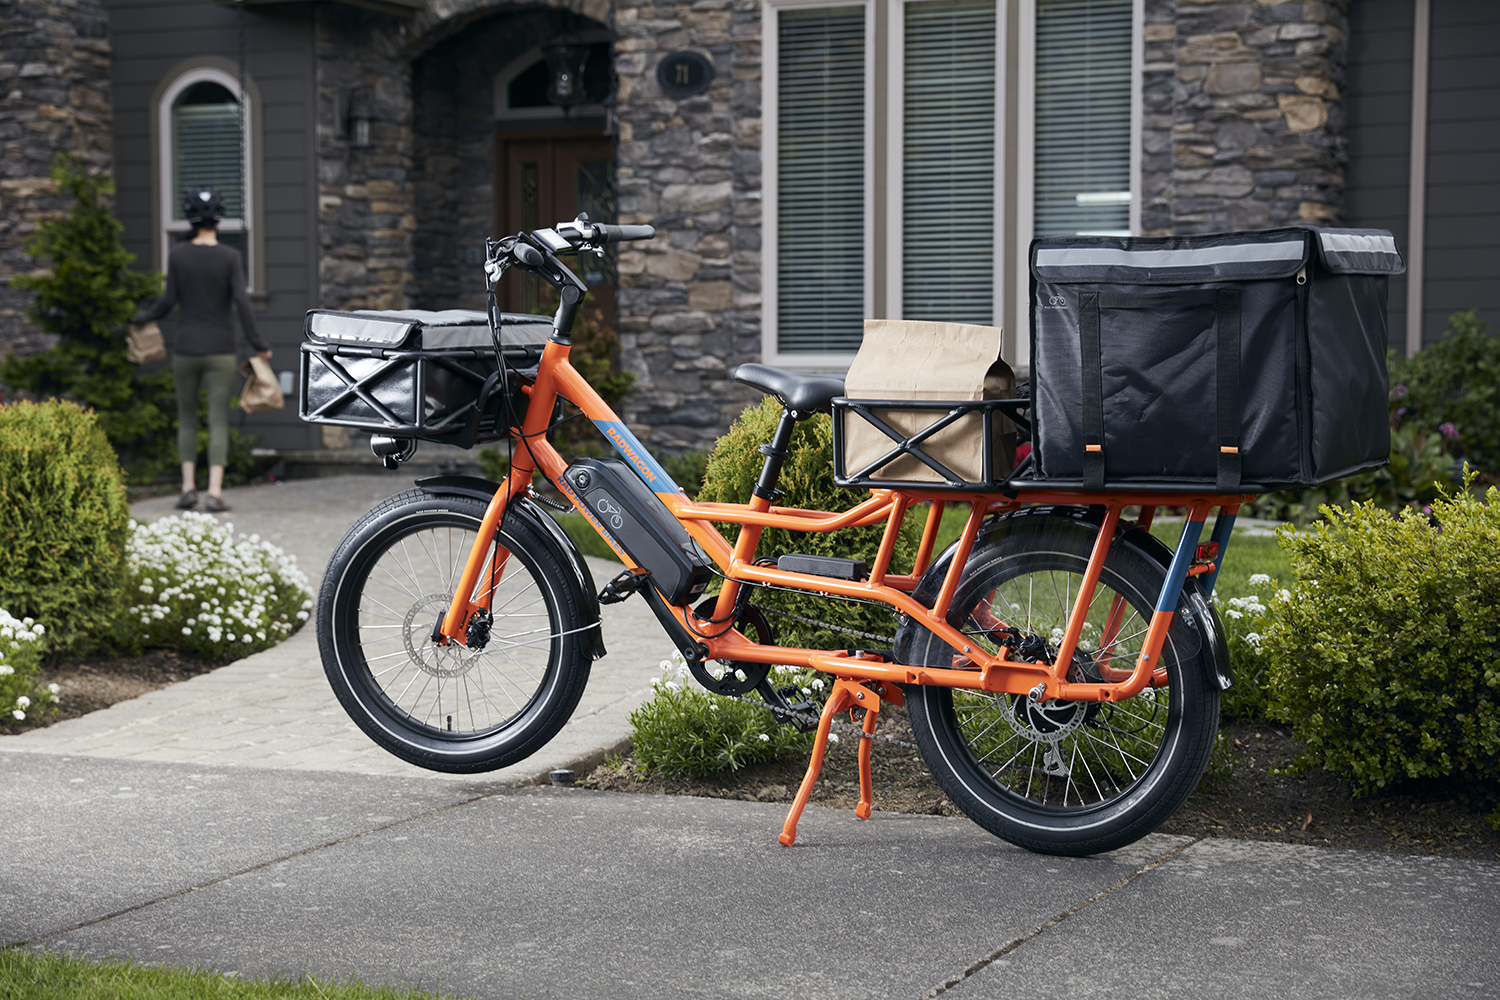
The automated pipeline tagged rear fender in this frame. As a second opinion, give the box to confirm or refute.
[414,475,606,660]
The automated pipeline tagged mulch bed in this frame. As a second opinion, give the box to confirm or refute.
[7,649,221,731]
[581,704,1500,862]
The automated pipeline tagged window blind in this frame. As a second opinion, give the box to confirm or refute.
[1034,0,1133,237]
[778,6,865,355]
[903,0,997,324]
[172,98,244,220]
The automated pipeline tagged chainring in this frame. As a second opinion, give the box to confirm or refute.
[686,600,775,696]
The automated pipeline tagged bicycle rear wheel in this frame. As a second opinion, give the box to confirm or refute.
[906,513,1218,856]
[318,489,591,773]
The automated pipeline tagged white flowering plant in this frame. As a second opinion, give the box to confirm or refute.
[1211,573,1279,721]
[0,608,55,727]
[123,513,313,662]
[628,654,818,777]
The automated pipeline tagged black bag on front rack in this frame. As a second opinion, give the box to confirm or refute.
[1027,227,1404,493]
[299,308,551,449]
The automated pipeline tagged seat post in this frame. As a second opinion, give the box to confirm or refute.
[753,407,804,502]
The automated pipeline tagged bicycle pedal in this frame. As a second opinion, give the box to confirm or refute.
[598,568,651,605]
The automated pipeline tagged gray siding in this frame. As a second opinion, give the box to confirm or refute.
[1343,0,1414,347]
[1424,0,1500,340]
[105,0,317,451]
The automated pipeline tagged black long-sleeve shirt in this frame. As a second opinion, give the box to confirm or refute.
[137,242,267,355]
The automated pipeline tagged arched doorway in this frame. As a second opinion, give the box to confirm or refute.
[409,9,614,321]
[494,36,616,330]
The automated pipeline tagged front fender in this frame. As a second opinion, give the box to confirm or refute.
[414,475,606,660]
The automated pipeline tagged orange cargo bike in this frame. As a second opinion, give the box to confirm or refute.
[301,218,1251,858]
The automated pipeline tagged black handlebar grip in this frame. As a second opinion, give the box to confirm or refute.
[596,224,656,244]
[513,242,544,266]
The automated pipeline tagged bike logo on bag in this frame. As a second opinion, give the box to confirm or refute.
[1046,293,1067,308]
[593,495,625,531]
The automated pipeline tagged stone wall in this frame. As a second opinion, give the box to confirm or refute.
[0,0,112,361]
[314,4,415,312]
[1141,0,1349,236]
[612,0,763,453]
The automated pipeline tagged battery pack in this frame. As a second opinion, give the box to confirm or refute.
[562,458,713,606]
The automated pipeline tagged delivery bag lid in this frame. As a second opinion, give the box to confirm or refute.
[304,308,552,351]
[1026,227,1402,493]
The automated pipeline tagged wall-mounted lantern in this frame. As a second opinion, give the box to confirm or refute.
[543,44,591,111]
[347,86,373,148]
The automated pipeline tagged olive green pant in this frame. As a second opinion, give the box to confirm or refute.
[172,353,237,467]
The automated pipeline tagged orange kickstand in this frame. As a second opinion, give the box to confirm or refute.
[779,676,903,846]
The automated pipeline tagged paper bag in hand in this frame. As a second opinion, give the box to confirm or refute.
[842,320,1016,486]
[126,322,166,364]
[237,356,284,413]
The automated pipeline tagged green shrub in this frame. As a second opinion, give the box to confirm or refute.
[629,656,814,776]
[0,155,172,482]
[0,400,132,657]
[661,448,711,499]
[1389,309,1500,479]
[124,513,312,662]
[1262,481,1500,820]
[696,398,921,649]
[0,608,56,728]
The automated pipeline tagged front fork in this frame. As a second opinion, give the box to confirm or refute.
[436,462,534,646]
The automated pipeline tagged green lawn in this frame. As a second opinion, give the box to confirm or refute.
[0,949,469,1000]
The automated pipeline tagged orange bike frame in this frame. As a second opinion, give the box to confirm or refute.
[440,337,1249,705]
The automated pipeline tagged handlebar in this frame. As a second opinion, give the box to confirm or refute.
[592,223,656,244]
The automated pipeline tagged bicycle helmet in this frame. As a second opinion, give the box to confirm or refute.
[182,187,226,226]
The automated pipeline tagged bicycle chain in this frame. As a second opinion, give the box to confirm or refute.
[720,602,920,751]
[751,600,896,646]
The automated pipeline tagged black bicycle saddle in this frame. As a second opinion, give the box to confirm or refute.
[733,363,845,413]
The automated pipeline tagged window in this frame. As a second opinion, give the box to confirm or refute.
[901,0,998,322]
[764,0,1140,369]
[156,66,256,289]
[1032,0,1134,237]
[773,5,868,357]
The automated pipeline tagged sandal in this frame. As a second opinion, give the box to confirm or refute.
[174,489,199,510]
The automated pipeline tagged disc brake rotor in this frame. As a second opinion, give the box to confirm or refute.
[402,594,477,679]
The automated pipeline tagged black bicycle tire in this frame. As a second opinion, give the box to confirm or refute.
[317,489,591,773]
[906,513,1219,856]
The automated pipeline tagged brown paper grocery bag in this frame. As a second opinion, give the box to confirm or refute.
[126,321,166,364]
[237,356,285,413]
[842,320,1016,485]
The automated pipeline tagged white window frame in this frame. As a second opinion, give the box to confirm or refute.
[1012,0,1143,370]
[883,0,1007,332]
[156,64,257,292]
[493,35,613,122]
[761,0,877,369]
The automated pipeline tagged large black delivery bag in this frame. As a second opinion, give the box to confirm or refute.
[1027,227,1404,492]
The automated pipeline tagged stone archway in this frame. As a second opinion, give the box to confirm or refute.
[409,0,611,60]
[408,5,612,312]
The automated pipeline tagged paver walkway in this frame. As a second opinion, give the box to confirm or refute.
[5,475,674,783]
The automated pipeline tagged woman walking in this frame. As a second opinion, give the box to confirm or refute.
[135,187,270,513]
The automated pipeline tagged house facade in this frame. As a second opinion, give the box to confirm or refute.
[1,0,1495,459]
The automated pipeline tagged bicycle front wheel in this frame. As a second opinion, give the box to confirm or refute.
[906,513,1218,856]
[318,489,591,773]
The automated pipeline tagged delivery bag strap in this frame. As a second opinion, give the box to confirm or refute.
[1076,288,1242,491]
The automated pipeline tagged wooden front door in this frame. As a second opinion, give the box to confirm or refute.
[497,135,617,332]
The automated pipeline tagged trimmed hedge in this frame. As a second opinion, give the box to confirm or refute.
[0,400,132,657]
[1263,482,1500,817]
